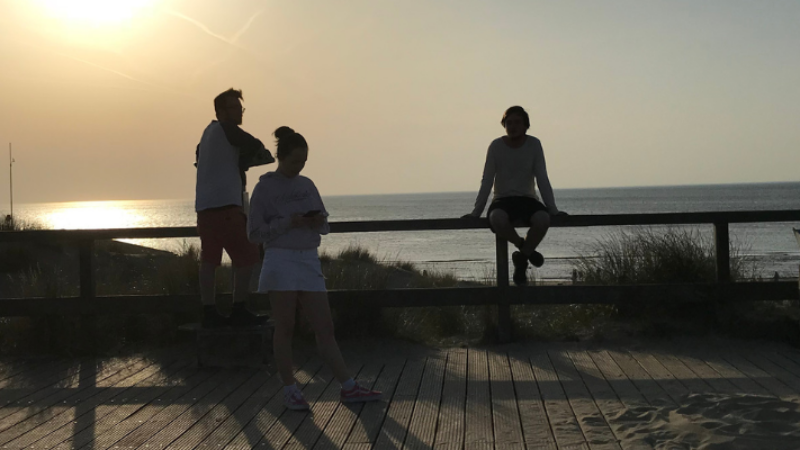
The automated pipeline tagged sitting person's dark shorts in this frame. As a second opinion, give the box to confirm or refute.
[487,196,548,233]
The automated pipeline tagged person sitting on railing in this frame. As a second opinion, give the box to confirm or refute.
[462,105,566,286]
[248,126,382,411]
[195,88,274,328]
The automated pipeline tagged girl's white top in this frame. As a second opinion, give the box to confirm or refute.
[471,135,558,216]
[247,171,330,250]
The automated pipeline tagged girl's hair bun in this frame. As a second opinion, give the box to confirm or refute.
[273,126,295,141]
[273,126,308,160]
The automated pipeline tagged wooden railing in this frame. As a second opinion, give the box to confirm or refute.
[2,210,799,341]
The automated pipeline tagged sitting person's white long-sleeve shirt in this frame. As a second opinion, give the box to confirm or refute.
[247,171,329,249]
[471,135,559,217]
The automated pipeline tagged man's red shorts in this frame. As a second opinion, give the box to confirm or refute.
[197,206,259,268]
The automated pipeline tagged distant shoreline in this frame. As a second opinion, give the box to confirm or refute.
[7,180,800,206]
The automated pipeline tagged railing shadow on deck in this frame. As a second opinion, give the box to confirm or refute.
[1,210,799,341]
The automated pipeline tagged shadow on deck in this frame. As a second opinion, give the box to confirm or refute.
[0,337,799,449]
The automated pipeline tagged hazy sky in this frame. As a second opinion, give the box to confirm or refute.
[1,0,798,204]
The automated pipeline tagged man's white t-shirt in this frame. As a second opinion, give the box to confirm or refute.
[195,121,243,212]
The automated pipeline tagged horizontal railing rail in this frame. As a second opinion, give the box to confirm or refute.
[2,209,799,341]
[3,210,800,242]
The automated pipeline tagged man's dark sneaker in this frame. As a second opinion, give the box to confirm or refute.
[516,238,544,268]
[511,251,529,286]
[528,250,544,268]
[228,304,268,327]
[201,308,228,329]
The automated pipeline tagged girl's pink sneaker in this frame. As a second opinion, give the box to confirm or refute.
[284,389,310,410]
[340,383,382,403]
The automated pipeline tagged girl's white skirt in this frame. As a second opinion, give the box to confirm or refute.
[258,248,327,293]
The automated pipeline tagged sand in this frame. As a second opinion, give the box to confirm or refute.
[608,393,800,449]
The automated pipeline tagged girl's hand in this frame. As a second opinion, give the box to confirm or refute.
[290,214,325,228]
[309,214,326,228]
[291,214,310,228]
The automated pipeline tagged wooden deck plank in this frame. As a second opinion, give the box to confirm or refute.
[341,444,371,450]
[567,351,654,450]
[761,350,800,380]
[165,368,275,450]
[310,362,383,450]
[463,348,493,447]
[0,356,155,446]
[372,358,425,449]
[0,358,128,436]
[53,363,212,450]
[605,350,676,408]
[72,367,220,450]
[738,350,800,395]
[507,350,555,446]
[488,351,524,445]
[344,359,405,445]
[627,350,689,400]
[0,358,76,396]
[195,359,310,450]
[549,349,621,450]
[644,352,716,395]
[464,441,493,450]
[111,368,253,449]
[402,353,446,450]
[3,339,800,450]
[777,349,800,370]
[587,351,648,409]
[284,364,366,449]
[680,350,771,397]
[254,365,337,448]
[0,358,55,386]
[529,349,586,448]
[0,357,139,422]
[433,349,466,449]
[223,357,325,450]
[715,351,797,398]
[15,358,192,450]
[136,368,258,449]
[493,442,526,450]
[666,351,742,395]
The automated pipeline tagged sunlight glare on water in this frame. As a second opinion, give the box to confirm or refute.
[40,201,146,230]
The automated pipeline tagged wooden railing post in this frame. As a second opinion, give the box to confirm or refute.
[495,235,512,342]
[714,222,731,282]
[79,239,96,304]
[78,239,97,350]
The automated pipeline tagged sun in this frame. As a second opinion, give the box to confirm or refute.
[33,0,157,27]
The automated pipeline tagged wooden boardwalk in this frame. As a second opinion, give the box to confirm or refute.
[0,338,799,449]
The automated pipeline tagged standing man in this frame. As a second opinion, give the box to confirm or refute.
[463,105,566,286]
[195,88,274,327]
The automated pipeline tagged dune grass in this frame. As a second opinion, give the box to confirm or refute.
[536,226,798,343]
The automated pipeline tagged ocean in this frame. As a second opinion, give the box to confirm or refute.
[11,182,800,282]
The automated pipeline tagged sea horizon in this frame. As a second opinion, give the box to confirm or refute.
[8,180,800,207]
[7,182,800,282]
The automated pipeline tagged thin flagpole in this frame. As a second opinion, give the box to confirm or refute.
[9,143,13,218]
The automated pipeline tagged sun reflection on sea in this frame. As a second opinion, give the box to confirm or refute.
[41,201,146,230]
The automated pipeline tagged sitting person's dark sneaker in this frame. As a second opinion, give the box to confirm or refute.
[511,251,529,286]
[228,303,268,327]
[527,250,544,268]
[201,306,228,329]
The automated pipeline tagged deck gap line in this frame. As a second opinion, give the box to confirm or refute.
[400,355,431,449]
[368,356,410,447]
[528,351,560,448]
[325,361,385,450]
[429,351,451,449]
